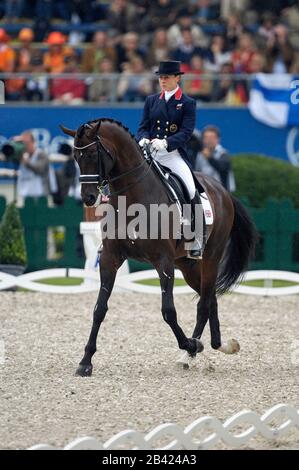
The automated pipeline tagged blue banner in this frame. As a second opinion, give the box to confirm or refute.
[0,105,298,165]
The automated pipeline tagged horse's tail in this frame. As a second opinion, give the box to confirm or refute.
[216,196,258,296]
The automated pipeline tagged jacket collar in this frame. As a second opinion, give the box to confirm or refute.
[159,87,183,100]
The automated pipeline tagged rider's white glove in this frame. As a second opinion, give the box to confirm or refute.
[151,138,167,151]
[138,138,150,147]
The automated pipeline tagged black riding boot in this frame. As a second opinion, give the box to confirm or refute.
[187,190,206,260]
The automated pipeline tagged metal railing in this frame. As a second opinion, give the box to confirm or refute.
[0,72,254,104]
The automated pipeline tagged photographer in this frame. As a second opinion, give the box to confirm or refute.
[15,131,50,199]
[52,142,78,205]
[194,125,236,192]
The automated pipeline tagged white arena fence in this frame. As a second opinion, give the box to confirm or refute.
[0,269,299,296]
[28,404,299,450]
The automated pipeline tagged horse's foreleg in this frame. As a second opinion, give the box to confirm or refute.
[76,255,118,377]
[157,262,203,357]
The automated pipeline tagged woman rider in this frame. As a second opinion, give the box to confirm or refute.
[136,60,204,259]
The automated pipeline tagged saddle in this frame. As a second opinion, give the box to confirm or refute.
[143,149,208,253]
[144,147,205,212]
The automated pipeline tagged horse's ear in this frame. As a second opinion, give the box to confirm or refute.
[59,125,76,137]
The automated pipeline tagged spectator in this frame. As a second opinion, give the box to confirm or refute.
[33,16,50,43]
[167,8,207,49]
[16,131,50,199]
[16,28,35,73]
[88,57,116,102]
[81,31,116,73]
[43,31,68,73]
[194,125,236,192]
[282,1,299,50]
[25,49,48,101]
[191,0,221,24]
[221,0,249,19]
[171,28,205,70]
[183,55,212,102]
[258,12,277,44]
[116,31,145,71]
[265,24,295,73]
[148,0,178,32]
[247,51,267,73]
[107,0,137,36]
[50,49,86,104]
[212,62,248,104]
[205,34,232,72]
[0,28,14,73]
[69,0,93,23]
[3,0,24,21]
[5,28,35,101]
[147,28,170,68]
[231,32,256,73]
[117,56,152,101]
[52,142,78,206]
[225,11,244,49]
[0,29,16,100]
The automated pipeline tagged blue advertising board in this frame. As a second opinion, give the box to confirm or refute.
[0,105,298,165]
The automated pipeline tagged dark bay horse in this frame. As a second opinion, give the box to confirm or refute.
[61,118,257,376]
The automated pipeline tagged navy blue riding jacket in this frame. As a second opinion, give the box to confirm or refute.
[136,87,196,168]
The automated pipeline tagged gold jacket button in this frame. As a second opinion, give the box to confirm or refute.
[157,127,160,130]
[157,120,160,123]
[166,121,169,124]
[157,134,160,137]
[164,135,167,138]
[165,128,168,132]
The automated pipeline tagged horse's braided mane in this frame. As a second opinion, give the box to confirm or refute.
[85,117,143,155]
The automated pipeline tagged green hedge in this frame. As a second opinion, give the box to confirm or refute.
[232,154,299,208]
[0,202,27,266]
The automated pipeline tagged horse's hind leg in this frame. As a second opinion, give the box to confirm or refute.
[156,260,203,357]
[209,296,240,355]
[176,258,210,343]
[76,252,119,377]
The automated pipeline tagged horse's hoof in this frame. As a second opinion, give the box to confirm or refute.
[189,338,204,357]
[75,364,93,377]
[195,338,204,353]
[218,339,240,355]
[176,351,192,369]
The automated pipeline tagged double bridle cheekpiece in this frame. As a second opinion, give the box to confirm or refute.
[74,132,153,197]
[74,135,113,187]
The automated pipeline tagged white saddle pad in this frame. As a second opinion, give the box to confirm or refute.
[200,192,214,225]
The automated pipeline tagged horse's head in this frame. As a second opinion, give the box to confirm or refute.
[60,121,115,206]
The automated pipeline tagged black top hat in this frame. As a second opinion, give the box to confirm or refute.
[155,61,184,75]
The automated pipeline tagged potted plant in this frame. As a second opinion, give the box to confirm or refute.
[0,202,27,277]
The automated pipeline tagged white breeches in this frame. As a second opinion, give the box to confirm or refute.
[153,149,196,199]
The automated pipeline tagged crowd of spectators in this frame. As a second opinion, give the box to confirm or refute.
[0,0,299,103]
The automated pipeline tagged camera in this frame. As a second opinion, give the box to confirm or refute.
[1,141,26,163]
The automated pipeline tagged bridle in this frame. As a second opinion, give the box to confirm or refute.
[74,135,113,186]
[74,134,154,197]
